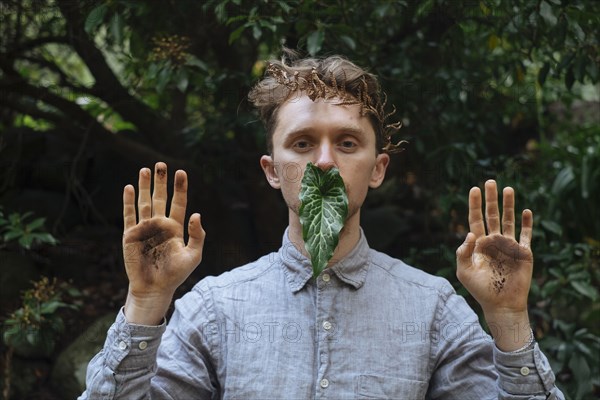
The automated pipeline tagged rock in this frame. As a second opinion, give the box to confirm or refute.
[50,313,117,398]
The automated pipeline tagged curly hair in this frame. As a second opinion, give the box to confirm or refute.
[248,50,403,154]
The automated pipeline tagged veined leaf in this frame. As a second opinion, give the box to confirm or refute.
[299,163,348,278]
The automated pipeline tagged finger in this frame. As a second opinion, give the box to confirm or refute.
[502,187,515,238]
[138,167,152,220]
[152,162,168,217]
[468,187,486,237]
[168,170,188,225]
[186,213,206,265]
[485,180,500,234]
[123,184,137,230]
[519,209,533,248]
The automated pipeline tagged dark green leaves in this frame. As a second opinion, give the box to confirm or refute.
[299,163,348,278]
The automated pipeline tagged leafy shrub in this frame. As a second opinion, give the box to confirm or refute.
[2,277,81,358]
[0,208,58,250]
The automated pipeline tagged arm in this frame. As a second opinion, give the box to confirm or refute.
[456,180,564,398]
[80,162,209,399]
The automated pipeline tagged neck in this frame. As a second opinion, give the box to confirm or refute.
[288,210,362,266]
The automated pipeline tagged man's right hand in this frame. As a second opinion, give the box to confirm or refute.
[122,162,205,325]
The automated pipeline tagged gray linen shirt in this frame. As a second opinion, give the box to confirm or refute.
[80,229,563,399]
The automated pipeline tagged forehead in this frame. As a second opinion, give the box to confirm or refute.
[274,95,375,140]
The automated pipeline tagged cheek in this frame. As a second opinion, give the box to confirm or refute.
[278,162,304,184]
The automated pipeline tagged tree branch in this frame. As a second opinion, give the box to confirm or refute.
[5,35,69,58]
[55,0,182,154]
[0,94,65,125]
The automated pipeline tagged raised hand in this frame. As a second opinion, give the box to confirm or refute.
[456,180,534,350]
[122,162,205,324]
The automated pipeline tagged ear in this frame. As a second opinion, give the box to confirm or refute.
[260,155,281,189]
[369,153,390,189]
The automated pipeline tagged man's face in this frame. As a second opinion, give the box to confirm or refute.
[260,95,389,221]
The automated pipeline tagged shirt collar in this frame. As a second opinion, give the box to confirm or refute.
[278,227,370,293]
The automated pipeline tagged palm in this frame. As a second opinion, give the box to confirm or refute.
[123,218,192,294]
[456,181,534,314]
[462,234,533,310]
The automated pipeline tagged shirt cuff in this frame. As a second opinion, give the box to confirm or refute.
[494,342,557,395]
[104,307,167,371]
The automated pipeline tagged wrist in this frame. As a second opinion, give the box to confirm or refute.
[124,290,174,325]
[483,309,532,352]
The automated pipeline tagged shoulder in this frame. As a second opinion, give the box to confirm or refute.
[193,252,281,294]
[173,252,281,317]
[368,248,456,299]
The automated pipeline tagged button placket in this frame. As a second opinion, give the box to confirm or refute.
[315,269,333,394]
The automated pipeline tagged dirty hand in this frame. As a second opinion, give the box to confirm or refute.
[456,180,533,316]
[122,162,205,324]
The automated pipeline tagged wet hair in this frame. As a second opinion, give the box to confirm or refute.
[248,49,404,154]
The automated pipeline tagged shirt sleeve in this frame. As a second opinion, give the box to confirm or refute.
[428,288,565,400]
[78,308,167,399]
[494,343,564,399]
[79,283,219,400]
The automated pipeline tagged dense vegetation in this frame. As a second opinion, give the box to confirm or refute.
[1,0,598,398]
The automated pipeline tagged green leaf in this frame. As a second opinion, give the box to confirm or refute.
[539,1,557,26]
[570,281,598,301]
[26,217,45,232]
[176,69,189,92]
[306,30,325,56]
[110,13,124,45]
[339,35,356,50]
[299,163,348,278]
[18,235,33,249]
[156,66,171,94]
[540,220,563,236]
[581,155,589,199]
[252,24,262,40]
[129,30,145,59]
[186,56,209,71]
[538,63,550,86]
[84,4,108,35]
[229,24,247,44]
[4,230,23,242]
[551,166,574,195]
[565,66,575,90]
[568,352,591,380]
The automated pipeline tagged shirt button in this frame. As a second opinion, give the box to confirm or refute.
[322,274,330,282]
[118,341,127,350]
[320,378,329,388]
[138,341,148,350]
[520,366,530,376]
[323,321,332,330]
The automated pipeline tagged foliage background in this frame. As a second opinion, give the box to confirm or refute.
[0,0,598,398]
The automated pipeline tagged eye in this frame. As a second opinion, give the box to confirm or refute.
[293,140,312,151]
[339,140,357,150]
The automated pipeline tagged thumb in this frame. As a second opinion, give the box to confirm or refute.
[456,232,476,268]
[186,213,206,265]
[456,232,476,284]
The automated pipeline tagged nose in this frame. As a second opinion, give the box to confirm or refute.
[315,143,335,171]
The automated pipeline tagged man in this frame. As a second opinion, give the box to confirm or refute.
[81,53,564,399]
